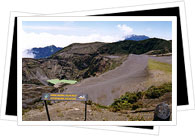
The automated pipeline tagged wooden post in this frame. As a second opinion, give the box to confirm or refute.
[44,100,51,121]
[84,101,87,121]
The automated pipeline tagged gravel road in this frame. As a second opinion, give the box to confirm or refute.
[65,55,172,105]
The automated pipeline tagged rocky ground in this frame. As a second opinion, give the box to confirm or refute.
[22,55,172,121]
[22,92,171,121]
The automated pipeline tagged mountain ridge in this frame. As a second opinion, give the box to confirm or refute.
[26,45,63,59]
[124,34,150,41]
[22,38,171,86]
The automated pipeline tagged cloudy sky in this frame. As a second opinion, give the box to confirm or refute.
[22,21,172,57]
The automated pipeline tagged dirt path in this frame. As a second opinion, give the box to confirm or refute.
[61,54,172,106]
[64,55,172,105]
[64,54,150,105]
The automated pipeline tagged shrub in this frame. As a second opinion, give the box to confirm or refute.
[109,83,172,112]
[131,101,143,110]
[145,83,172,99]
[86,100,92,105]
[110,92,140,111]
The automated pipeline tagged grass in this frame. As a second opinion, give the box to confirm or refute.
[57,112,64,117]
[47,79,77,85]
[91,105,102,112]
[128,114,145,121]
[95,103,108,109]
[148,59,172,73]
[22,109,30,115]
[37,105,44,112]
[86,100,108,112]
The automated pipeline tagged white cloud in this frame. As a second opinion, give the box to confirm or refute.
[23,25,87,32]
[22,50,35,58]
[117,24,133,35]
[20,30,123,58]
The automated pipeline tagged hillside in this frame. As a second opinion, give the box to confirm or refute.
[98,38,171,55]
[22,38,172,121]
[22,38,171,85]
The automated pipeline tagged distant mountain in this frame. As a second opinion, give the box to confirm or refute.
[125,35,150,41]
[26,45,63,59]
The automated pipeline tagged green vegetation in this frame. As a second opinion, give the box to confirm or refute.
[86,100,93,105]
[131,101,143,110]
[22,109,31,115]
[146,50,164,55]
[46,100,52,105]
[94,103,108,109]
[57,112,64,117]
[110,83,172,112]
[144,83,172,99]
[82,55,127,78]
[109,92,142,112]
[47,79,77,85]
[98,38,172,55]
[37,105,44,112]
[104,56,127,73]
[86,100,108,110]
[148,59,172,73]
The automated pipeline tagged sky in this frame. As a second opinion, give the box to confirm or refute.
[22,21,172,57]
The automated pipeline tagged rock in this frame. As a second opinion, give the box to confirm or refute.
[74,108,80,111]
[153,102,170,121]
[22,84,58,109]
[54,82,68,88]
[22,103,28,109]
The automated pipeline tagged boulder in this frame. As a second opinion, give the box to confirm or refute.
[153,102,170,121]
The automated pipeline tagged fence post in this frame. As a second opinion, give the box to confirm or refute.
[44,100,51,121]
[84,101,87,121]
